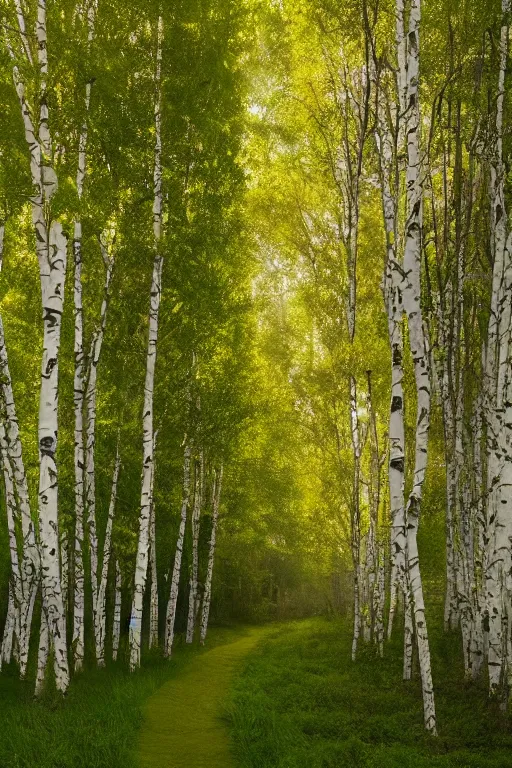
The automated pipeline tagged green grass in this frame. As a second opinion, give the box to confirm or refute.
[138,625,269,768]
[227,617,512,767]
[0,624,246,768]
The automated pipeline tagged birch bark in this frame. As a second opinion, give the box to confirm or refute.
[8,0,69,694]
[200,465,223,645]
[0,316,38,677]
[186,452,204,643]
[149,432,159,650]
[95,446,121,666]
[112,559,122,662]
[1,586,16,669]
[350,377,362,661]
[129,15,164,670]
[0,421,22,666]
[400,0,436,733]
[164,440,192,657]
[37,221,69,693]
[484,0,512,698]
[73,0,96,674]
[84,240,115,664]
[373,64,406,641]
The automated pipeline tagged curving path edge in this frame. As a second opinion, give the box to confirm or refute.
[137,627,266,768]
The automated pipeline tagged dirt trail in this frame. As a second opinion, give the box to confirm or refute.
[137,627,265,768]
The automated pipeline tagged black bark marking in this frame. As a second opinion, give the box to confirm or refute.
[391,395,402,413]
[390,457,405,473]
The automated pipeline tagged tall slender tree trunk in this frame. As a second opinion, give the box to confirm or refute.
[129,16,164,670]
[484,0,512,698]
[112,559,122,662]
[84,244,115,664]
[149,432,159,650]
[9,0,69,695]
[95,446,121,667]
[0,422,23,666]
[350,377,362,661]
[37,221,70,693]
[373,61,406,642]
[1,586,16,669]
[0,317,38,678]
[186,452,204,643]
[400,0,436,733]
[72,0,96,674]
[164,441,192,658]
[200,465,223,645]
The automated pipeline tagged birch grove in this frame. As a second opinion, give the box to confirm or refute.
[2,0,512,738]
[0,0,237,693]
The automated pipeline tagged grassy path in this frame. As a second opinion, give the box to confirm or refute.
[137,627,266,768]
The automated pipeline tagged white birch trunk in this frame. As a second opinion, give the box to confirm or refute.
[9,0,69,694]
[186,453,204,643]
[350,377,362,661]
[35,608,49,697]
[0,319,39,678]
[38,221,69,693]
[95,446,121,666]
[85,247,115,664]
[72,2,95,675]
[164,441,192,658]
[1,586,16,669]
[403,574,414,681]
[112,559,122,662]
[200,465,223,645]
[375,544,385,657]
[470,401,485,678]
[0,419,23,667]
[484,0,512,698]
[129,16,164,670]
[400,0,436,733]
[149,432,159,650]
[372,58,406,642]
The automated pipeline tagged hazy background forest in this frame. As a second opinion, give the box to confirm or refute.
[1,0,512,765]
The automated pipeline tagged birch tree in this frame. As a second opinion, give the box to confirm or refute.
[0,315,39,678]
[200,464,223,645]
[6,0,70,693]
[129,14,164,670]
[149,432,159,650]
[85,234,115,664]
[398,0,436,732]
[164,440,192,657]
[186,451,204,643]
[95,446,121,667]
[72,0,96,674]
[483,0,512,698]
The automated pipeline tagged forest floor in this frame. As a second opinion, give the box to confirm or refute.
[0,624,250,768]
[137,625,268,768]
[227,616,512,768]
[2,617,512,767]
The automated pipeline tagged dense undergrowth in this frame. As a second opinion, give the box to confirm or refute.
[0,625,243,768]
[227,617,512,768]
